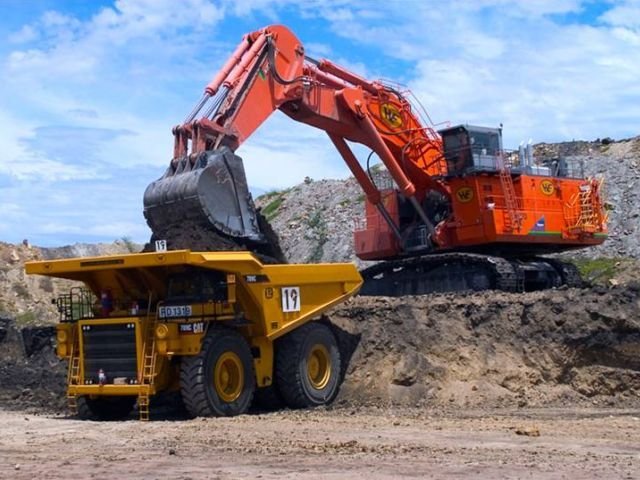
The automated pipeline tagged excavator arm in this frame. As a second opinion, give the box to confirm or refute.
[144,24,449,249]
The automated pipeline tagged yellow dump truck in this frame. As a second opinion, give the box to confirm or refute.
[25,250,362,420]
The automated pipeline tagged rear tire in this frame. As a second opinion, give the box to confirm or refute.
[76,395,135,421]
[180,329,255,417]
[275,322,341,409]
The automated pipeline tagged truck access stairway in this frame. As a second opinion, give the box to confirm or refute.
[66,325,81,412]
[138,311,158,421]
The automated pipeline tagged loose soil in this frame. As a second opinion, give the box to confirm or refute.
[143,215,286,263]
[1,406,639,479]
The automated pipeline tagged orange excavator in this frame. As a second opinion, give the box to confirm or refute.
[144,24,608,295]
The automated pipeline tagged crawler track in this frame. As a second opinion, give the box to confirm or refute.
[359,253,580,296]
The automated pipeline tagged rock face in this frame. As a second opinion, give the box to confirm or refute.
[255,178,367,267]
[0,240,138,324]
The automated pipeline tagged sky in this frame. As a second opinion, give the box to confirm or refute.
[0,0,638,246]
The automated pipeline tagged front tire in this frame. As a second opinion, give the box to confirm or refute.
[180,329,255,417]
[275,322,342,409]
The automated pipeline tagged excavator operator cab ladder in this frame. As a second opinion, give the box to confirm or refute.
[391,83,449,177]
[496,153,524,233]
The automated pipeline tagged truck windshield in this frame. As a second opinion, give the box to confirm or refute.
[167,275,199,301]
[166,271,228,302]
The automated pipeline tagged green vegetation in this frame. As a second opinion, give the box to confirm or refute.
[307,209,323,229]
[256,190,280,202]
[15,311,37,326]
[256,187,291,202]
[39,277,54,293]
[257,188,293,221]
[306,209,329,263]
[369,162,384,173]
[570,257,627,284]
[13,283,29,299]
[263,197,284,221]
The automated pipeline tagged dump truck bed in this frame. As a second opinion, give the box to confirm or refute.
[25,249,363,339]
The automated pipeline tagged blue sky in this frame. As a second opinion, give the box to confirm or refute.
[0,0,638,246]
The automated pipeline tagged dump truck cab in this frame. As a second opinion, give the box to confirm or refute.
[26,250,362,420]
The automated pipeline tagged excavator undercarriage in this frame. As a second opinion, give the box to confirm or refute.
[359,253,582,296]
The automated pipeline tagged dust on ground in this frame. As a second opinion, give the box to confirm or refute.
[1,406,639,479]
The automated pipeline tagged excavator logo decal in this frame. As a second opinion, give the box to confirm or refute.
[455,187,474,203]
[540,180,555,196]
[380,103,403,129]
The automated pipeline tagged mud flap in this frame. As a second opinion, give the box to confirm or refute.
[143,147,264,242]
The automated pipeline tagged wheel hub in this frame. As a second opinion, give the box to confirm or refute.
[214,352,244,402]
[307,344,331,389]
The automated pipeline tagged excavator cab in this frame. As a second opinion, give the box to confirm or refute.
[440,125,502,176]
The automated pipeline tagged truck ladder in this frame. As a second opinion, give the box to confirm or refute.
[138,314,158,421]
[66,325,81,412]
[497,154,523,232]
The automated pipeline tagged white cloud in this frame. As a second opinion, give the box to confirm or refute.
[600,1,640,28]
[7,25,38,44]
[303,2,640,145]
[305,42,332,58]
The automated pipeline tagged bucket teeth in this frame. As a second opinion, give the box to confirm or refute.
[143,147,264,243]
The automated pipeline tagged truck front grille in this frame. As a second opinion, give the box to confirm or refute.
[81,323,137,384]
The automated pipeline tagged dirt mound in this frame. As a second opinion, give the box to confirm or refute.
[331,285,640,408]
[3,285,640,414]
[0,316,66,413]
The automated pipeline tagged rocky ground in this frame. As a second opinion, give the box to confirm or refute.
[1,406,639,479]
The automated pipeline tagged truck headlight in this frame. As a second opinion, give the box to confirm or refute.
[156,324,169,339]
[56,330,68,343]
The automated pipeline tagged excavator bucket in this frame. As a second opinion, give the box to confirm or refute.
[143,147,264,242]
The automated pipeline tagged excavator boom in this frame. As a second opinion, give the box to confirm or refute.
[143,24,446,250]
